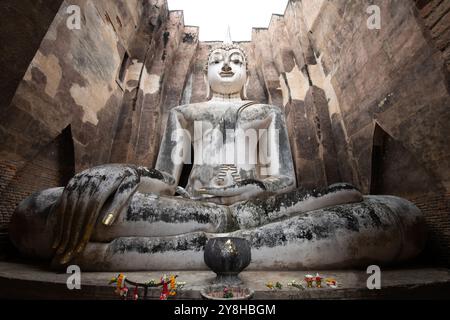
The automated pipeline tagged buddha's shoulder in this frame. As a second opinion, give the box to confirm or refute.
[170,102,209,116]
[170,103,203,119]
[242,102,285,117]
[169,102,284,117]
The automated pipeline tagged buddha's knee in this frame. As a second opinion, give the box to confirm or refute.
[235,195,426,270]
[9,187,63,260]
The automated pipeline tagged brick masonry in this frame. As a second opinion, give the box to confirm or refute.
[0,128,74,230]
[415,0,450,73]
[411,193,450,265]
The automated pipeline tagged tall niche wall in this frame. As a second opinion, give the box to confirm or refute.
[278,0,450,265]
[0,0,64,111]
[110,10,201,167]
[0,0,168,230]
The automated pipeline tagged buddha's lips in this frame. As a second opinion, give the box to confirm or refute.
[220,71,234,77]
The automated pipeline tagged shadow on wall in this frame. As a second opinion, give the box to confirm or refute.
[0,0,64,110]
[370,123,449,266]
[370,123,443,198]
[0,126,75,232]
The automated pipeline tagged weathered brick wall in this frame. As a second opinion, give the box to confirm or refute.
[0,0,64,110]
[0,161,19,227]
[415,0,450,73]
[0,0,162,230]
[0,0,150,175]
[0,160,59,229]
[0,0,65,231]
[370,125,450,265]
[295,0,450,265]
[0,128,74,230]
[411,193,450,265]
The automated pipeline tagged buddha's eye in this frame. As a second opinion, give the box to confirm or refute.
[211,57,222,65]
[230,54,243,64]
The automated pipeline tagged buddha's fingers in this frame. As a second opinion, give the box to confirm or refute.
[63,176,127,263]
[75,173,140,255]
[55,188,80,256]
[50,195,79,268]
[51,192,68,249]
[53,175,79,249]
[59,178,101,265]
[100,173,140,227]
[52,175,83,250]
[72,190,120,257]
[50,166,141,267]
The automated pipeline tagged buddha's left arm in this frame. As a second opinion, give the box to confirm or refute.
[259,108,297,193]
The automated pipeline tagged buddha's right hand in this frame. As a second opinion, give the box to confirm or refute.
[50,164,140,268]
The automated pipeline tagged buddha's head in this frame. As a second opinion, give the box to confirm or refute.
[205,43,249,100]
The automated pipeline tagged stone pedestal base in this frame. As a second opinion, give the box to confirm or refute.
[1,261,449,299]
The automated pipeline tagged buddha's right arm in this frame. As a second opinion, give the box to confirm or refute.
[153,109,187,192]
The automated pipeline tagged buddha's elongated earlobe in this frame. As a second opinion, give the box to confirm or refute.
[204,73,212,100]
[241,71,250,100]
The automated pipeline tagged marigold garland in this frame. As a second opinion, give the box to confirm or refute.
[109,273,186,300]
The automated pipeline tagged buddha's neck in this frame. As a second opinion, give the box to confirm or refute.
[210,91,243,102]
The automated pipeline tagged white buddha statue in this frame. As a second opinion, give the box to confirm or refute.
[9,40,426,271]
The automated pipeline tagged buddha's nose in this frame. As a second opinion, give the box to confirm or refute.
[222,63,232,72]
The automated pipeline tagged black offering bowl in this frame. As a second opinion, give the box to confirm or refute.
[204,237,251,285]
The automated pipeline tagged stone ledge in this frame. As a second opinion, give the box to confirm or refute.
[1,261,450,299]
[0,233,11,260]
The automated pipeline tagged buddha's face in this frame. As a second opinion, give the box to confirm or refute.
[207,48,247,96]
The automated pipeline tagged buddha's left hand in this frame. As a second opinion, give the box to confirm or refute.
[202,179,267,199]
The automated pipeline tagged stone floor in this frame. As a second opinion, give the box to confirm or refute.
[1,261,450,299]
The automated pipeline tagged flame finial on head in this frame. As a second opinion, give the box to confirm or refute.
[224,25,233,45]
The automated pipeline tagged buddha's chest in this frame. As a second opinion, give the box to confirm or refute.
[192,105,241,129]
[185,104,269,134]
